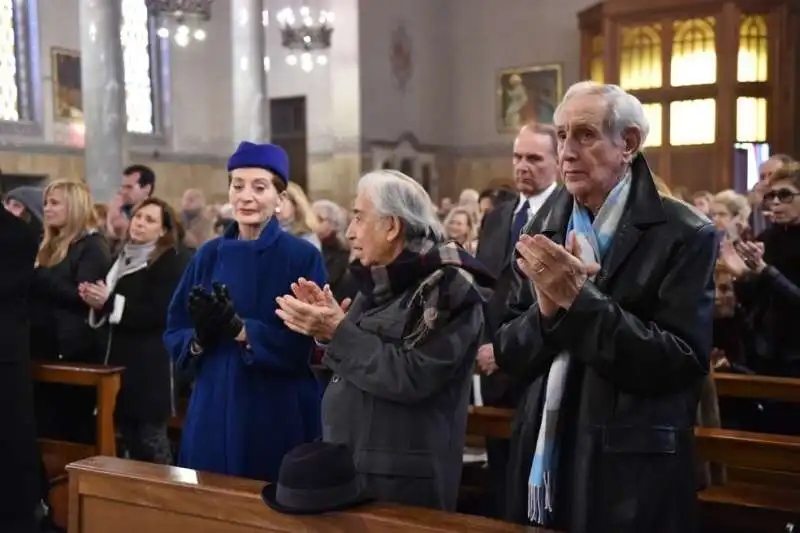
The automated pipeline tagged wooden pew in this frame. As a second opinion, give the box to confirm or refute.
[66,456,556,533]
[466,406,800,532]
[711,371,800,489]
[34,362,124,528]
[695,428,800,533]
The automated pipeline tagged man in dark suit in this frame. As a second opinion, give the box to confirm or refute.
[0,207,42,532]
[473,122,559,517]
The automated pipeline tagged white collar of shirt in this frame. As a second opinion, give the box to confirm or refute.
[513,181,557,219]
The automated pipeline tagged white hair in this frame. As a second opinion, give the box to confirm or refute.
[555,81,650,147]
[357,170,445,243]
[312,199,346,234]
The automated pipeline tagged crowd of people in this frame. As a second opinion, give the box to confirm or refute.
[2,80,799,533]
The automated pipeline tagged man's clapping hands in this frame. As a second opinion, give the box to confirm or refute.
[275,278,351,342]
[515,232,600,317]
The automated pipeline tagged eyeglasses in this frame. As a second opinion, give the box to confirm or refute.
[763,188,800,204]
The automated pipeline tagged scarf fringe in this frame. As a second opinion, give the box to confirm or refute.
[528,471,554,525]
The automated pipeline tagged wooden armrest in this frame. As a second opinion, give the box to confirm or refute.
[714,372,800,403]
[695,427,800,474]
[33,362,125,387]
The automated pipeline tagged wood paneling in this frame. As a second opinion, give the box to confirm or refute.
[578,0,800,191]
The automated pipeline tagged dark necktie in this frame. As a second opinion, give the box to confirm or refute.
[510,198,530,245]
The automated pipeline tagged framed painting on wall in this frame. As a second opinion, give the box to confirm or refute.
[496,63,563,133]
[52,47,83,124]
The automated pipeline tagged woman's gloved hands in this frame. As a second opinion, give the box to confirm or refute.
[209,282,245,340]
[187,282,245,351]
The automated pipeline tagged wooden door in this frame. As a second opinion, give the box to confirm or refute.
[270,97,308,191]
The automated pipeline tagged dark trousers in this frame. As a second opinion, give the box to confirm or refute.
[117,417,172,465]
[485,437,511,518]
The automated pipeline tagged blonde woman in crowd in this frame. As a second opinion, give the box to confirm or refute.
[278,182,320,248]
[711,189,752,241]
[444,205,478,254]
[31,179,112,442]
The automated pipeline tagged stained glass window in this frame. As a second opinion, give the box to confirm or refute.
[736,97,767,142]
[619,24,662,90]
[669,99,716,145]
[641,103,662,147]
[738,15,767,82]
[121,0,154,134]
[0,0,19,121]
[671,18,716,86]
[590,35,604,83]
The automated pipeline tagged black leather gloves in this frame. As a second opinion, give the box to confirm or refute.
[209,282,245,340]
[187,282,245,351]
[187,285,219,349]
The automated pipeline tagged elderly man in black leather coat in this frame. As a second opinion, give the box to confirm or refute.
[496,81,717,533]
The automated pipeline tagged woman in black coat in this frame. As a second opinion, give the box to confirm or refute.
[31,180,111,444]
[0,207,41,532]
[81,198,190,464]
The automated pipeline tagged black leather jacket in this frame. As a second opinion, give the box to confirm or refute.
[496,155,717,533]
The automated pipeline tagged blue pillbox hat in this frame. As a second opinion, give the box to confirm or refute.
[227,141,290,184]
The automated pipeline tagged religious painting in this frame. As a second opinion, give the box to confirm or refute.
[496,64,563,133]
[52,48,84,124]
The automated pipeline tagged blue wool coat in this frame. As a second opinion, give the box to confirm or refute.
[164,217,326,481]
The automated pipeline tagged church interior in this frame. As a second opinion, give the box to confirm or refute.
[3,0,800,531]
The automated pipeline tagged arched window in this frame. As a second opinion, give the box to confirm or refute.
[0,0,39,129]
[121,0,166,135]
[738,15,767,82]
[619,24,662,90]
[671,18,716,86]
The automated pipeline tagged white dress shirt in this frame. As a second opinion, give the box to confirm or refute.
[514,181,558,223]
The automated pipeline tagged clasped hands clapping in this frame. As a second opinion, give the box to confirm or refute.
[78,280,109,310]
[475,232,596,376]
[718,238,766,278]
[187,282,246,350]
[514,232,600,317]
[275,279,352,342]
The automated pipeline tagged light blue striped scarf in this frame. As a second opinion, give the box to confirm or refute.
[528,166,632,526]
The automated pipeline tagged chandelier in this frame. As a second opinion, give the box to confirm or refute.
[146,0,213,48]
[276,6,334,72]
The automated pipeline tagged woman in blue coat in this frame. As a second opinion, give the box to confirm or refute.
[164,141,326,482]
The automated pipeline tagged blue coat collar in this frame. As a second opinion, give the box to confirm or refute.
[223,215,282,250]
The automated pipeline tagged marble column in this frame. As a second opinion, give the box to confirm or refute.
[79,0,127,203]
[231,0,269,146]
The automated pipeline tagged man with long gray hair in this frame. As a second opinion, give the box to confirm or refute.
[496,81,716,532]
[276,170,494,511]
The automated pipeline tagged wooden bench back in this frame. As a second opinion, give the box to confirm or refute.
[34,362,124,528]
[34,362,124,459]
[66,456,555,533]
